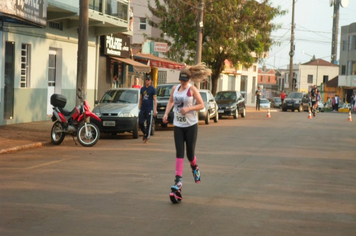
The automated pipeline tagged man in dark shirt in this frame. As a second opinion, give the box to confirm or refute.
[139,75,157,143]
[255,86,262,111]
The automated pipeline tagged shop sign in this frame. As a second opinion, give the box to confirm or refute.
[104,34,130,58]
[154,42,168,53]
[1,0,47,27]
[149,60,185,70]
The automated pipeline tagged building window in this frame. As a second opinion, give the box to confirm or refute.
[241,75,247,92]
[349,36,353,51]
[48,51,57,87]
[157,71,167,85]
[341,65,346,75]
[323,75,328,83]
[227,75,235,90]
[307,75,313,83]
[268,76,270,82]
[140,18,146,30]
[20,44,31,88]
[342,40,347,51]
[253,65,256,72]
[49,21,63,31]
[260,76,263,82]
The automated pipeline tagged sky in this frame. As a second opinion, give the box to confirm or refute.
[263,0,356,69]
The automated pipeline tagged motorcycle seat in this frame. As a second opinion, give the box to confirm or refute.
[59,107,79,117]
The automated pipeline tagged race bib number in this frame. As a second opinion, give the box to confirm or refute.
[176,112,187,125]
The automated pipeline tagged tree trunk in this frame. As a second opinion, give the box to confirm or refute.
[76,0,89,105]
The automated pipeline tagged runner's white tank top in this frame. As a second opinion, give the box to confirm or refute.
[173,84,197,127]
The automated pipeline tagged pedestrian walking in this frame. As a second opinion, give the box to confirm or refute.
[333,94,340,112]
[255,86,262,110]
[139,75,157,143]
[162,63,211,202]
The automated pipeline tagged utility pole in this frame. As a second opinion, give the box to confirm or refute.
[331,0,339,64]
[288,0,295,93]
[195,0,204,88]
[76,0,89,105]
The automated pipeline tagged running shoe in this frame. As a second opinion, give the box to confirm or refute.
[192,166,201,183]
[171,177,182,191]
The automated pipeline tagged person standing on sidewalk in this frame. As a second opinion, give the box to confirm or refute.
[255,86,262,110]
[139,75,157,143]
[132,77,142,89]
[162,63,211,196]
[280,90,286,104]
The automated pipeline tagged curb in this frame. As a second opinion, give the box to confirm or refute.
[0,141,51,154]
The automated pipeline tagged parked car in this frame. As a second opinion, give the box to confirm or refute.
[282,92,306,112]
[91,88,141,139]
[215,91,246,119]
[271,97,282,108]
[155,83,179,127]
[259,98,271,109]
[199,89,218,124]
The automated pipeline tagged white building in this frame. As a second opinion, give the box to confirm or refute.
[338,22,356,103]
[0,0,131,125]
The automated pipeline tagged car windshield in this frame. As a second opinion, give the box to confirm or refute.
[287,93,303,99]
[199,92,207,102]
[260,99,269,103]
[215,92,236,101]
[156,85,174,98]
[100,90,138,104]
[274,97,281,102]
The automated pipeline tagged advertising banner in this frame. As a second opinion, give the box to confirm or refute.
[0,0,48,27]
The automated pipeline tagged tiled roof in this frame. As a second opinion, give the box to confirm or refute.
[302,59,338,67]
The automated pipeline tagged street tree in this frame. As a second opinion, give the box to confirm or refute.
[147,0,285,95]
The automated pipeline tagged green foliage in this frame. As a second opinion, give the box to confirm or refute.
[147,0,286,94]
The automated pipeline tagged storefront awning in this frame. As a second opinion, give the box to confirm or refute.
[110,57,151,73]
[134,53,186,70]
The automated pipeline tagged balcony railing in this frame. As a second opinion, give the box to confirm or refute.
[89,0,128,22]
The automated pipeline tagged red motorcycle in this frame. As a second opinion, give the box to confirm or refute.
[50,94,101,147]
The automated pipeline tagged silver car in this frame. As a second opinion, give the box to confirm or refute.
[199,89,218,124]
[91,88,140,139]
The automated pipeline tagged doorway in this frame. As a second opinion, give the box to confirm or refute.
[4,42,15,120]
[47,48,62,115]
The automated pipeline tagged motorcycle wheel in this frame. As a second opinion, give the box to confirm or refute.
[51,121,65,145]
[77,123,100,147]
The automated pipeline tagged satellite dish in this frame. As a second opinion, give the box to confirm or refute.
[340,0,349,7]
[329,0,334,7]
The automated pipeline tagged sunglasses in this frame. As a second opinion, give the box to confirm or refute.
[145,78,151,81]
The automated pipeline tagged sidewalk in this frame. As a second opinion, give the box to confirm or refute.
[0,120,53,154]
[0,106,273,154]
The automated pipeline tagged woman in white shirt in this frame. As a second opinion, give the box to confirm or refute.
[163,64,211,203]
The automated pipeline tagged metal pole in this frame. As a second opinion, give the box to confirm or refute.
[195,0,204,88]
[76,0,89,104]
[331,0,339,64]
[288,0,295,93]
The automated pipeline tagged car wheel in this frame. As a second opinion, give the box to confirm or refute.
[233,109,238,119]
[214,112,218,123]
[241,107,246,118]
[205,111,210,124]
[298,105,303,112]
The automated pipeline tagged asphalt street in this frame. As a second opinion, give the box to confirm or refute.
[0,111,355,236]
